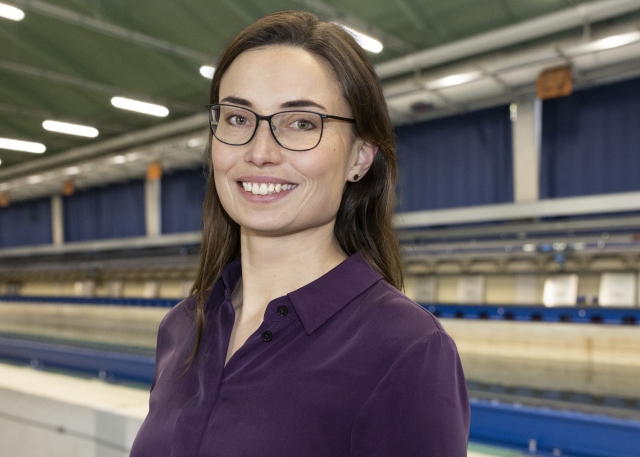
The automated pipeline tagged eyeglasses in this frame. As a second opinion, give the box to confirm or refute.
[208,104,355,152]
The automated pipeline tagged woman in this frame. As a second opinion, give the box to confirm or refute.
[131,10,469,457]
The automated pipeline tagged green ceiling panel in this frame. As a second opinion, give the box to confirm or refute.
[0,0,635,170]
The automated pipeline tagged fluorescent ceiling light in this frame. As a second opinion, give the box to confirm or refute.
[27,175,43,184]
[111,155,127,164]
[0,2,24,21]
[43,120,99,138]
[200,65,215,78]
[334,24,383,53]
[125,152,142,161]
[564,31,640,57]
[65,166,81,175]
[0,137,46,153]
[187,137,205,147]
[427,71,482,90]
[111,96,169,117]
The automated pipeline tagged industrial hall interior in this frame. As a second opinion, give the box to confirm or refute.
[1,0,640,456]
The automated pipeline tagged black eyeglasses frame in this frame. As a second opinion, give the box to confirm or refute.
[206,103,355,152]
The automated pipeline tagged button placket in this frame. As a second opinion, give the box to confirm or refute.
[261,331,273,342]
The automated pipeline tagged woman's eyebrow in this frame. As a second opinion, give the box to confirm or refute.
[220,96,252,106]
[281,99,326,110]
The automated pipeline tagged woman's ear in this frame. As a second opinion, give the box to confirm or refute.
[348,141,377,182]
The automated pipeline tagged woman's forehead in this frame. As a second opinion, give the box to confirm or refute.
[218,46,347,114]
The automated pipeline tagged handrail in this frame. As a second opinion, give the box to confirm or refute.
[0,295,179,307]
[422,304,639,325]
[1,296,638,325]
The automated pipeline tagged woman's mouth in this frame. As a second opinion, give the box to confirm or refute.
[239,181,298,195]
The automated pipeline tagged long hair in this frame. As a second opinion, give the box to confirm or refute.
[188,10,403,365]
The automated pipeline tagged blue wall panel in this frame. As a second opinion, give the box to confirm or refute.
[395,105,513,212]
[161,168,207,234]
[64,180,145,242]
[0,198,51,248]
[541,76,640,198]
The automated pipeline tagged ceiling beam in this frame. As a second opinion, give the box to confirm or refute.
[0,113,208,181]
[375,0,640,79]
[0,60,197,113]
[394,191,640,228]
[10,0,215,64]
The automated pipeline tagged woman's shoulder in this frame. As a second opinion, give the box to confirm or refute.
[366,280,443,329]
[350,279,450,350]
[156,295,197,343]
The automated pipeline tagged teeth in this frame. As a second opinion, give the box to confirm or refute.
[241,182,296,195]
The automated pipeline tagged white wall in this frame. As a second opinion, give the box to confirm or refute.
[0,364,147,457]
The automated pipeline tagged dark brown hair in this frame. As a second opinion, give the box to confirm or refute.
[188,10,403,365]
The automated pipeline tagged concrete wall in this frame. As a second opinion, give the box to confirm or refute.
[0,303,168,348]
[0,363,147,457]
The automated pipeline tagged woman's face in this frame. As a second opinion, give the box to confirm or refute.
[212,45,374,237]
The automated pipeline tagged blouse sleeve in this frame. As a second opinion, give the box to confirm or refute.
[350,330,470,456]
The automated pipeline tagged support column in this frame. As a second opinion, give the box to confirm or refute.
[145,161,162,237]
[512,95,541,203]
[51,194,64,246]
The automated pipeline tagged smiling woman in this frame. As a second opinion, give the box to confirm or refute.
[130,10,469,457]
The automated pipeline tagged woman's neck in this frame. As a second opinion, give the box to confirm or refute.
[235,224,347,320]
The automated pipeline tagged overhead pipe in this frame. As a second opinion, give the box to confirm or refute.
[10,0,213,64]
[0,60,196,114]
[375,0,640,80]
[0,113,208,182]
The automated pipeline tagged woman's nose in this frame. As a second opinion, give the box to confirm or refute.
[244,120,282,166]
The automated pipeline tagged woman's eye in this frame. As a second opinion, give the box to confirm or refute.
[229,115,248,126]
[292,119,315,130]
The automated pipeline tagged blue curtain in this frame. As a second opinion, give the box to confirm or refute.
[161,168,207,234]
[541,76,640,198]
[0,198,51,248]
[64,180,145,242]
[395,105,513,212]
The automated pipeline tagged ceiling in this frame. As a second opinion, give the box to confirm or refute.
[2,0,640,197]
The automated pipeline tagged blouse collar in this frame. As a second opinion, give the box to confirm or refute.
[217,252,383,335]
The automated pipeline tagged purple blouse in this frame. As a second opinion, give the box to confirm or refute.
[130,253,469,456]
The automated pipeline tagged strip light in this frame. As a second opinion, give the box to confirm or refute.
[43,120,99,138]
[200,65,215,79]
[27,175,43,184]
[564,31,640,57]
[426,71,482,90]
[111,97,169,117]
[0,137,46,153]
[334,24,383,53]
[0,2,24,21]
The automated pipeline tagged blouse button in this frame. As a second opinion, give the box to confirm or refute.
[277,305,289,317]
[261,331,273,342]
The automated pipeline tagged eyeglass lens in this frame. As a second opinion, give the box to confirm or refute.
[211,105,323,151]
